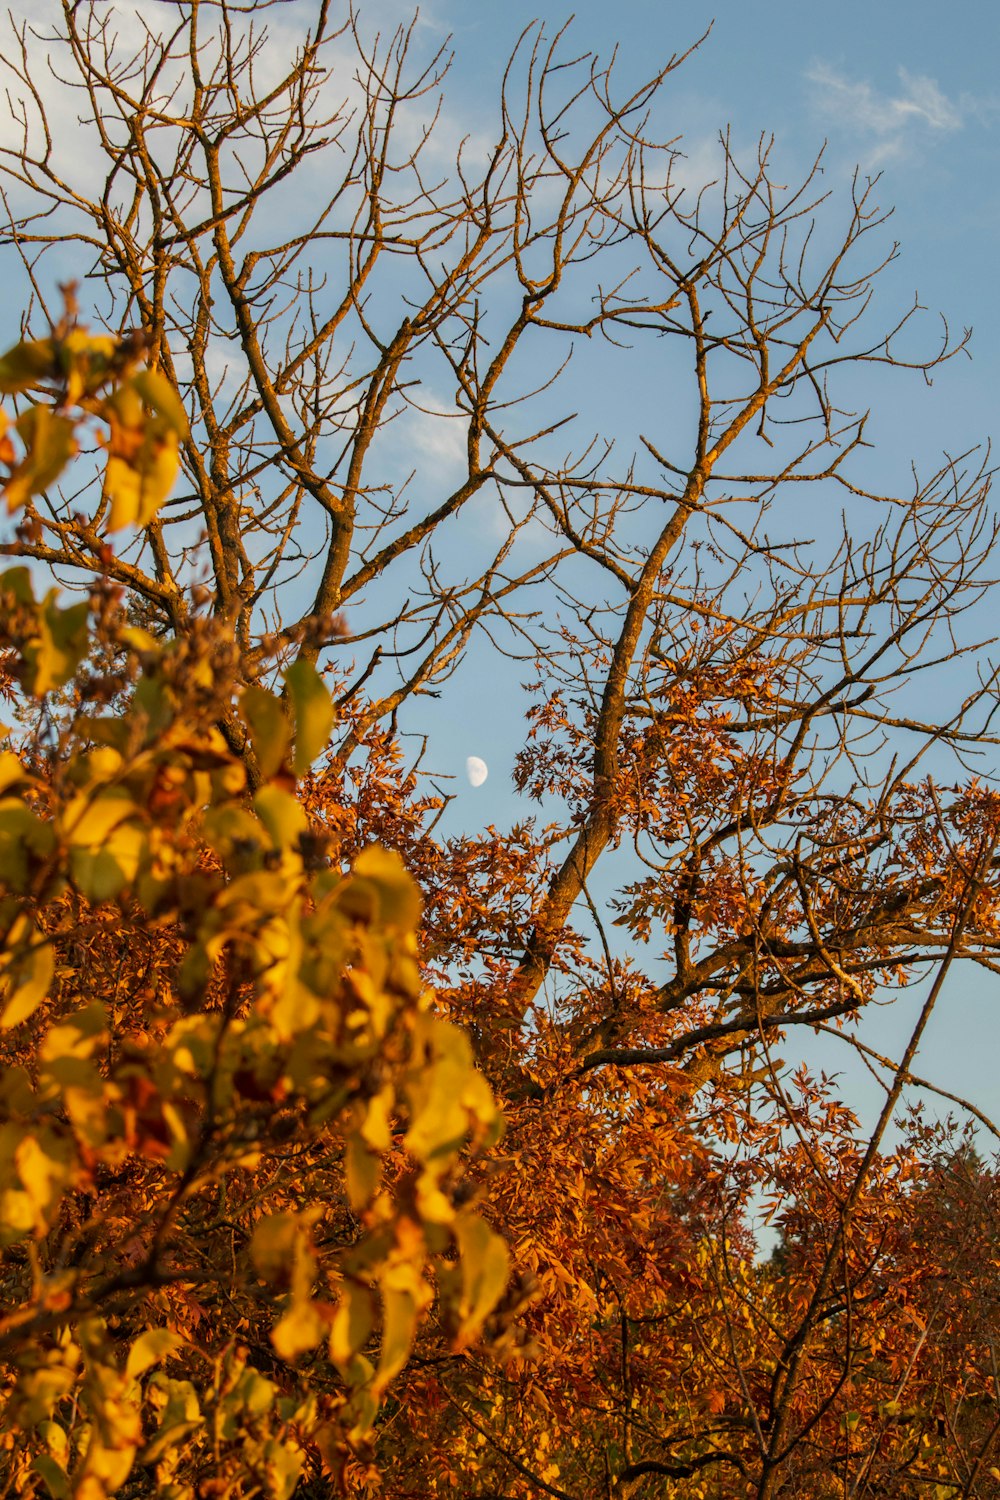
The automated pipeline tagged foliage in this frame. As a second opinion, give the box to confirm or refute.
[0,328,509,1497]
[0,295,187,533]
[1,6,1000,1498]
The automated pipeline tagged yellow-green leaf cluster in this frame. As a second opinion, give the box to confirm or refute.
[0,528,509,1492]
[0,308,188,532]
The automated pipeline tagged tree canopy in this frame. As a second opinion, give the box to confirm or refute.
[1,5,1000,1498]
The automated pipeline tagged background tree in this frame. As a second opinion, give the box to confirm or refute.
[2,3,1000,1496]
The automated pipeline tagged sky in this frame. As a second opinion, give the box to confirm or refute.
[401,0,1000,1143]
[407,0,1000,790]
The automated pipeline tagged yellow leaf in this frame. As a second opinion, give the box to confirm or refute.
[13,1362,77,1424]
[405,1015,490,1163]
[39,1002,107,1068]
[373,1287,419,1394]
[414,1167,455,1226]
[147,1375,201,1427]
[360,1086,394,1152]
[231,1367,277,1418]
[5,406,76,511]
[38,1420,69,1466]
[125,1329,183,1381]
[15,1133,71,1231]
[344,1131,381,1212]
[263,1439,304,1500]
[285,659,335,776]
[63,789,135,846]
[103,402,181,530]
[23,593,90,696]
[0,750,29,796]
[329,1282,376,1369]
[131,368,189,438]
[59,329,118,393]
[202,804,264,873]
[271,1298,328,1361]
[239,685,292,780]
[78,1434,137,1494]
[250,1214,300,1282]
[350,845,422,930]
[0,914,54,1028]
[0,336,56,394]
[140,1375,202,1465]
[32,1453,69,1500]
[117,625,161,655]
[453,1212,509,1343]
[0,799,56,892]
[70,821,146,902]
[0,1188,35,1243]
[254,785,308,853]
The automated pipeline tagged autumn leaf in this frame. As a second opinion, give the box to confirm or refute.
[0,913,53,1028]
[285,658,335,776]
[4,405,76,511]
[453,1212,510,1345]
[239,684,292,780]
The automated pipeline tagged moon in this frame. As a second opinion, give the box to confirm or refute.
[465,755,488,788]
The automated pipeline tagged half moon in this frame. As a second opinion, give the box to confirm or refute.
[465,755,488,788]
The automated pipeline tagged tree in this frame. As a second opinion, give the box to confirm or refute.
[0,326,512,1495]
[2,4,1000,1497]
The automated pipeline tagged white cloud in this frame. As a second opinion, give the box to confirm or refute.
[806,62,967,163]
[666,134,726,197]
[402,394,469,477]
[0,0,475,220]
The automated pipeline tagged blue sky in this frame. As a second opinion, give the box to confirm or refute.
[410,0,1000,760]
[414,0,1000,796]
[438,0,1000,447]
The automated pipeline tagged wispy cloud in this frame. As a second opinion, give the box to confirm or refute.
[805,62,972,163]
[402,395,469,478]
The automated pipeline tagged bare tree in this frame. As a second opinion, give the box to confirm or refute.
[1,2,707,755]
